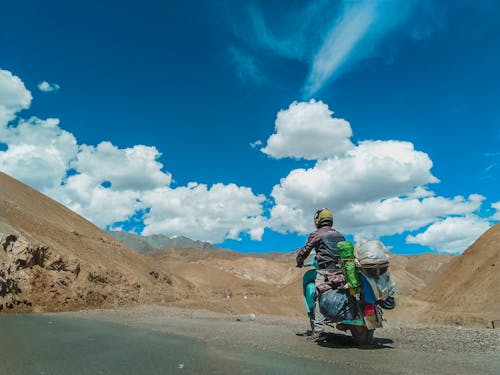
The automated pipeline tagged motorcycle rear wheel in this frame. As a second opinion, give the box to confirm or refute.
[350,326,374,345]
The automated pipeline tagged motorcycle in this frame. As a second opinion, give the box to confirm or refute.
[302,256,386,345]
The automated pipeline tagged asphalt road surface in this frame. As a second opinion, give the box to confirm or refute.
[0,314,364,375]
[1,306,499,375]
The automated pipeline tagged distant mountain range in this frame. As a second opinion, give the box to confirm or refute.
[109,231,217,253]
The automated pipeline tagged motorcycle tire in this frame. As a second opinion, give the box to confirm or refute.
[350,326,374,345]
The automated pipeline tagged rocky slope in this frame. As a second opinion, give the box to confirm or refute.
[0,172,184,312]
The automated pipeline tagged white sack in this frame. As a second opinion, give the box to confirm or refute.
[355,240,390,265]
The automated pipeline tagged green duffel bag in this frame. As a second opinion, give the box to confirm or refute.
[337,241,360,289]
[338,240,355,259]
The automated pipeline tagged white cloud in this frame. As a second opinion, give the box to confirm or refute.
[264,100,489,253]
[43,142,173,227]
[0,117,78,190]
[71,142,171,191]
[261,100,354,159]
[0,68,494,252]
[249,140,262,148]
[269,139,439,234]
[0,69,32,125]
[0,68,268,243]
[141,183,267,243]
[38,81,60,93]
[340,194,485,240]
[1,69,75,191]
[52,144,268,240]
[51,173,143,228]
[491,202,500,220]
[405,215,491,254]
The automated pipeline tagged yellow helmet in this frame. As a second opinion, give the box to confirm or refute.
[314,208,334,228]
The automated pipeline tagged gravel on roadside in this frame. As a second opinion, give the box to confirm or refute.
[61,304,500,375]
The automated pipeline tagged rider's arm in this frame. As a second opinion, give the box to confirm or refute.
[296,232,318,267]
[303,255,316,267]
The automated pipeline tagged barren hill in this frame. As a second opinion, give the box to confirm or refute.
[146,248,304,315]
[0,172,182,312]
[416,223,500,326]
[144,248,456,321]
[3,171,496,328]
[388,252,453,295]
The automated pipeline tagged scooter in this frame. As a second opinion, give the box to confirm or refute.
[302,256,383,345]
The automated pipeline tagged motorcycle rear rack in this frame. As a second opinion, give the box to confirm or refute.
[340,318,365,326]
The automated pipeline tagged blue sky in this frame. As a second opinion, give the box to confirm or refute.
[0,0,499,254]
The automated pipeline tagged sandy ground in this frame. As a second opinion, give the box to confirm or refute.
[60,305,500,375]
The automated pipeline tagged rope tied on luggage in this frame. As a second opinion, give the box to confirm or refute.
[359,262,389,277]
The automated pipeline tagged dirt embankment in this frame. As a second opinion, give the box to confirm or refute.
[0,230,181,312]
[416,224,500,326]
[0,172,184,312]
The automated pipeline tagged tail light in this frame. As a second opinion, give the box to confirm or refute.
[363,304,375,316]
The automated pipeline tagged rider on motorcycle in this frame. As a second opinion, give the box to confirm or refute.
[296,208,345,341]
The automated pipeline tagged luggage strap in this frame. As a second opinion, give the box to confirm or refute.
[360,262,389,277]
[316,270,346,295]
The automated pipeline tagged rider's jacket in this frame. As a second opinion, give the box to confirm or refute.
[296,226,345,270]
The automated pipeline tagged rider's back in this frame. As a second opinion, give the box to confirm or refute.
[312,226,345,269]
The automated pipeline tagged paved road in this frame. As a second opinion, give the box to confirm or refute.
[0,314,362,375]
[68,306,500,375]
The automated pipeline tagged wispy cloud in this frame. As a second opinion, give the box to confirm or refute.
[239,0,420,97]
[484,152,500,157]
[246,1,327,61]
[303,0,417,97]
[38,81,60,93]
[485,163,499,173]
[482,152,500,178]
[303,2,378,97]
[249,140,262,149]
[227,46,266,85]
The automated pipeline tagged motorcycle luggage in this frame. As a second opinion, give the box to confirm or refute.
[338,241,361,289]
[318,288,355,322]
[359,269,398,305]
[378,296,396,310]
[355,240,389,265]
[325,269,346,286]
[338,240,355,259]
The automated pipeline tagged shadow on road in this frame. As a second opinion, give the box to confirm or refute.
[295,329,394,349]
[316,332,394,350]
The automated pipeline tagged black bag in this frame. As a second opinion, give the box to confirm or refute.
[318,288,355,322]
[378,295,396,310]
